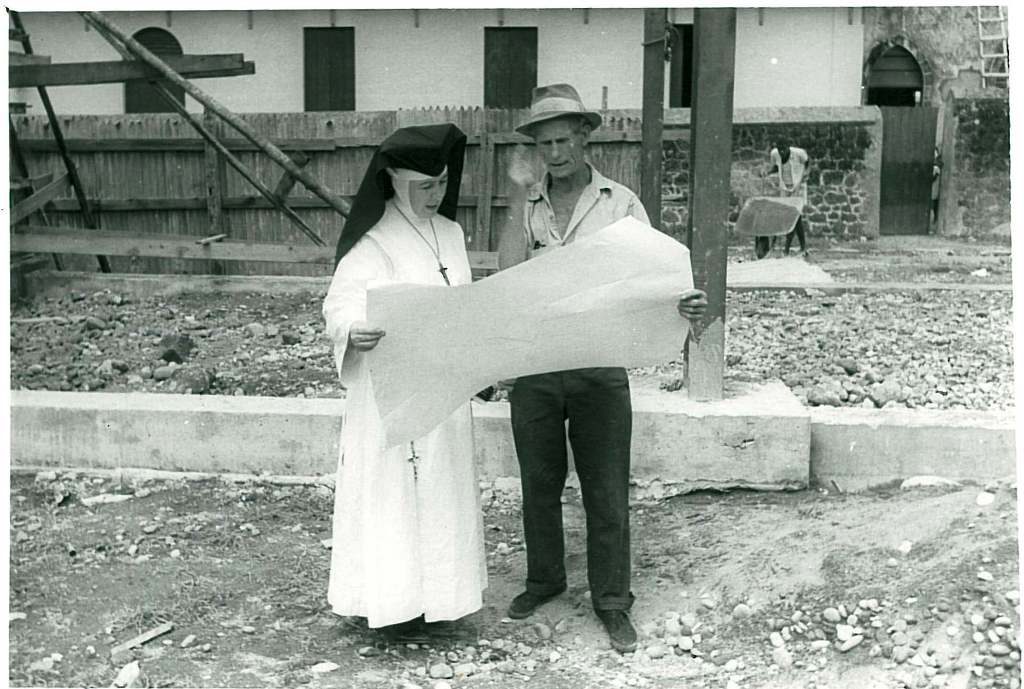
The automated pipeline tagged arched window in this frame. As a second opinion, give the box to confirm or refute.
[124,28,185,113]
[865,45,923,107]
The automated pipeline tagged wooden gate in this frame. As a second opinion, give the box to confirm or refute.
[879,106,937,235]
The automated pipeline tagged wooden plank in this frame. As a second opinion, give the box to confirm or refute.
[84,12,351,222]
[10,28,29,42]
[9,52,50,66]
[684,8,736,401]
[11,173,70,224]
[15,137,337,152]
[10,172,54,191]
[10,10,110,272]
[272,152,311,201]
[641,9,667,228]
[202,108,227,236]
[13,129,688,152]
[45,194,516,213]
[475,130,495,250]
[109,622,174,657]
[13,226,500,270]
[9,54,252,88]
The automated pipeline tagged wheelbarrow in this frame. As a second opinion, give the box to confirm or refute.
[734,175,806,238]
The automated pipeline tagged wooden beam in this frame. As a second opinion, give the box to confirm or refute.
[9,52,50,67]
[83,11,351,223]
[45,194,517,213]
[12,226,500,270]
[202,108,228,236]
[13,129,690,153]
[684,8,736,401]
[475,130,496,250]
[10,54,254,88]
[9,28,29,42]
[11,173,70,224]
[10,10,110,272]
[271,152,312,202]
[10,172,54,191]
[641,9,667,228]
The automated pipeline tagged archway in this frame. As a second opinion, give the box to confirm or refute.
[124,28,185,113]
[865,44,923,106]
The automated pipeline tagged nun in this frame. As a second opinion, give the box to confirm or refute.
[323,124,486,643]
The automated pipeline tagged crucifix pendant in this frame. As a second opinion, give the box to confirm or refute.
[408,442,420,481]
[438,263,450,286]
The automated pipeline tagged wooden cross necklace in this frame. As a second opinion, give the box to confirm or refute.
[394,205,450,285]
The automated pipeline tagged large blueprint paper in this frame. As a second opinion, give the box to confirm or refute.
[366,217,693,448]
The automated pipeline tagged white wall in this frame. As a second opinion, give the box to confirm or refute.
[733,7,866,108]
[13,8,864,115]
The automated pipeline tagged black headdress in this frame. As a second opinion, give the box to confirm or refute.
[334,123,467,265]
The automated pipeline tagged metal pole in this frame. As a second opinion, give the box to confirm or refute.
[81,11,351,220]
[684,8,736,401]
[640,9,667,229]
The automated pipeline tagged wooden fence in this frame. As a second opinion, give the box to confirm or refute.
[13,107,690,277]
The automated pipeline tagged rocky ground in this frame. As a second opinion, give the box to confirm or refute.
[9,238,1016,411]
[9,470,1020,689]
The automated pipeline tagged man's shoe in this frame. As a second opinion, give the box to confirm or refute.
[596,610,637,653]
[507,588,566,619]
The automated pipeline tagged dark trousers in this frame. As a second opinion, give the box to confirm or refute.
[755,216,807,258]
[509,367,634,611]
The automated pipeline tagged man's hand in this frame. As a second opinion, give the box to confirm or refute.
[508,144,537,189]
[348,323,386,351]
[677,289,708,321]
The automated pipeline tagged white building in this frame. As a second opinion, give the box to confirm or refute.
[13,7,867,115]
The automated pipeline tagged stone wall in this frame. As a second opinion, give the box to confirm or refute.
[938,96,1010,238]
[660,107,882,243]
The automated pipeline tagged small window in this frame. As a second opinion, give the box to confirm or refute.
[668,24,693,108]
[124,28,184,113]
[484,27,537,108]
[304,27,355,111]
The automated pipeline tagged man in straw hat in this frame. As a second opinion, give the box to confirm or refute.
[498,83,707,653]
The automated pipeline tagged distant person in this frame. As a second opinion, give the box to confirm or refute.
[931,146,942,227]
[755,138,810,259]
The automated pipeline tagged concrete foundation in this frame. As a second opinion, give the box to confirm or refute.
[11,382,810,491]
[10,388,1015,493]
[810,407,1017,491]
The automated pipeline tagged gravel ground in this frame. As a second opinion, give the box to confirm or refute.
[9,471,1020,689]
[10,286,1014,411]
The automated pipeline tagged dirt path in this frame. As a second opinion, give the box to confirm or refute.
[9,472,1020,689]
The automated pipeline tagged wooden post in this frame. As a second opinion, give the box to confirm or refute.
[202,107,227,235]
[640,8,667,229]
[476,128,496,250]
[10,10,110,272]
[684,8,736,401]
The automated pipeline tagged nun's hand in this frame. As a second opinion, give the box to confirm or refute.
[348,323,386,351]
[677,289,708,322]
[508,144,537,189]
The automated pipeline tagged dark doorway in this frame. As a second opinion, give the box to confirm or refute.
[866,44,935,235]
[865,45,922,107]
[124,28,184,113]
[484,27,537,108]
[669,23,694,108]
[304,27,356,111]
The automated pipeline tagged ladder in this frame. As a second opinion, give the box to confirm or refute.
[976,6,1009,89]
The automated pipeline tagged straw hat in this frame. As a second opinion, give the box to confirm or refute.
[515,83,603,137]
